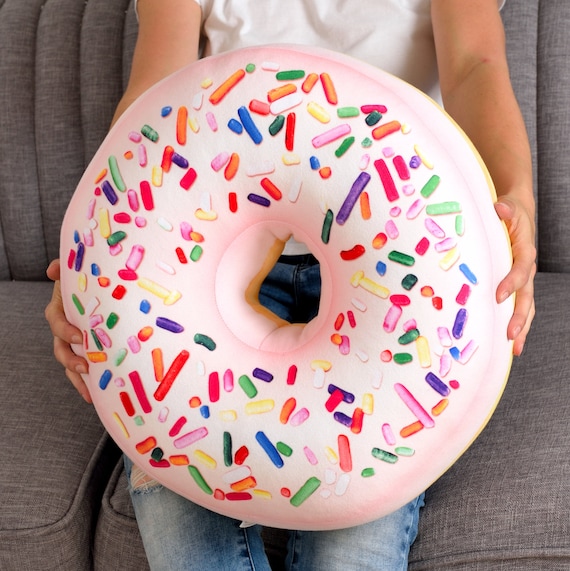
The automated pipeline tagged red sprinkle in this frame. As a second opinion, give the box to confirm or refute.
[112,285,126,299]
[390,294,411,306]
[340,244,365,260]
[351,408,364,434]
[415,237,430,255]
[179,167,198,190]
[285,112,296,151]
[287,364,298,385]
[118,269,138,281]
[229,192,238,213]
[432,296,443,310]
[347,311,356,327]
[235,446,249,465]
[176,247,188,264]
[325,389,345,412]
[120,392,136,417]
[260,177,283,200]
[249,99,270,115]
[456,284,471,305]
[114,212,132,223]
[334,313,345,330]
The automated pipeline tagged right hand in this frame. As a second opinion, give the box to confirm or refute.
[45,259,92,403]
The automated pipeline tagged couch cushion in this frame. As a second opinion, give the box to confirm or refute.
[0,282,121,570]
[409,273,570,570]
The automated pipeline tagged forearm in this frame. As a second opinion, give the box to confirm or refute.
[112,0,202,126]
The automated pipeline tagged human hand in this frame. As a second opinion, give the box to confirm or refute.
[494,196,536,356]
[45,259,92,403]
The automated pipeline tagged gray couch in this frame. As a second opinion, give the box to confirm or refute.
[1,0,568,569]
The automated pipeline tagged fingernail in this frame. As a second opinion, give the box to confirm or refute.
[71,334,83,344]
[76,364,87,375]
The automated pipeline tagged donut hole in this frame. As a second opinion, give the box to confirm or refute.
[215,222,331,353]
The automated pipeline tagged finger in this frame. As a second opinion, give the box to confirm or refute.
[46,258,61,281]
[45,281,83,345]
[53,335,88,376]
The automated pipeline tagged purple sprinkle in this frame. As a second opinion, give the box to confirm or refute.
[156,317,184,333]
[247,193,271,207]
[333,411,353,427]
[171,152,189,169]
[74,242,85,272]
[452,308,468,339]
[425,372,450,396]
[101,180,118,205]
[252,368,273,382]
[409,156,422,169]
[336,172,371,225]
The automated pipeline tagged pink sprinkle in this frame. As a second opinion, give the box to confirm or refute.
[127,335,141,354]
[440,353,452,377]
[381,350,393,362]
[87,198,96,219]
[304,446,319,466]
[406,198,425,219]
[425,218,446,239]
[223,369,234,392]
[382,146,395,158]
[211,151,230,172]
[180,221,192,241]
[109,244,122,256]
[127,189,140,212]
[382,423,396,446]
[138,144,147,167]
[415,236,430,255]
[402,184,415,196]
[206,111,218,131]
[403,319,417,332]
[290,407,310,427]
[437,327,452,347]
[383,304,402,333]
[389,206,401,217]
[459,340,478,363]
[385,219,399,239]
[128,131,142,143]
[83,228,94,247]
[174,426,208,449]
[339,335,350,355]
[435,237,457,253]
[390,294,411,306]
[347,311,356,327]
[135,217,147,228]
[89,314,104,328]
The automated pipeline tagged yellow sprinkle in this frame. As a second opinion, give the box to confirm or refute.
[151,165,163,187]
[439,247,460,271]
[414,144,434,169]
[432,399,449,416]
[195,209,218,221]
[194,450,217,469]
[324,446,339,464]
[350,270,365,287]
[311,359,332,372]
[113,412,129,438]
[164,290,182,306]
[78,272,87,293]
[415,336,432,368]
[362,393,374,415]
[359,276,390,299]
[282,153,301,165]
[401,123,412,134]
[219,410,238,422]
[188,116,200,133]
[137,278,170,300]
[98,208,111,238]
[245,399,275,415]
[253,489,272,499]
[201,77,213,89]
[94,168,108,184]
[307,101,330,123]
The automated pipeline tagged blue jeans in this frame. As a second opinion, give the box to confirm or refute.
[125,255,425,570]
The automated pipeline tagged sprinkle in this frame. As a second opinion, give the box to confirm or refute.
[336,172,371,225]
[426,202,462,215]
[194,333,216,351]
[238,106,263,144]
[337,106,359,118]
[335,136,355,157]
[270,91,303,115]
[459,263,478,284]
[238,375,258,398]
[425,372,450,396]
[420,175,441,198]
[388,250,415,266]
[312,123,351,148]
[321,209,334,244]
[247,193,271,207]
[371,120,401,140]
[394,383,434,427]
[141,124,159,142]
[187,465,213,495]
[156,317,184,333]
[290,477,321,507]
[154,350,190,401]
[302,73,319,93]
[268,115,285,136]
[374,159,399,202]
[252,368,273,382]
[255,431,283,468]
[276,69,305,80]
[372,448,398,464]
[209,69,246,105]
[307,101,330,123]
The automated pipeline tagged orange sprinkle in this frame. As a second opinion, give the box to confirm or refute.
[189,396,202,408]
[421,285,434,297]
[372,232,388,249]
[86,352,107,363]
[135,436,157,454]
[400,421,424,438]
[320,73,338,105]
[97,276,111,287]
[302,72,319,93]
[360,191,371,220]
[280,397,296,424]
[94,168,108,184]
[123,150,134,160]
[267,83,297,102]
[331,333,343,345]
[190,231,204,242]
[231,476,257,492]
[137,326,153,342]
[209,69,246,105]
[432,399,449,416]
[319,166,332,179]
[176,106,188,145]
[169,455,190,466]
[152,348,164,382]
[372,120,402,140]
[224,152,240,181]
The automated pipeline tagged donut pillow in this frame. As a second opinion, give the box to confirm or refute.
[60,44,513,530]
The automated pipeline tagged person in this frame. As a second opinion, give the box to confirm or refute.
[45,0,536,569]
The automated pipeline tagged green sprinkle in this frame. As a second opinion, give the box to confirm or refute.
[401,274,418,290]
[455,214,465,236]
[90,329,103,351]
[134,415,145,426]
[238,375,258,399]
[188,465,213,495]
[151,447,164,462]
[107,231,127,246]
[71,293,85,315]
[141,124,159,142]
[337,106,359,118]
[335,136,355,157]
[372,448,399,464]
[393,352,413,365]
[361,137,373,148]
[114,348,128,366]
[108,155,126,192]
[426,201,462,215]
[194,333,216,351]
[388,250,415,266]
[190,245,203,262]
[365,110,382,126]
[276,69,305,80]
[106,312,119,329]
[398,328,420,345]
[223,432,232,467]
[290,477,321,507]
[361,467,376,478]
[245,63,256,73]
[395,446,415,457]
[276,442,293,457]
[269,115,285,136]
[321,209,333,244]
[420,174,441,198]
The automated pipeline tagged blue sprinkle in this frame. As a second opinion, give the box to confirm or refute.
[161,106,173,117]
[376,261,387,276]
[200,406,210,419]
[310,156,321,170]
[238,106,263,145]
[99,369,112,390]
[450,346,461,360]
[459,263,478,285]
[452,308,468,339]
[91,263,101,276]
[139,299,151,314]
[73,230,80,243]
[255,431,284,468]
[228,118,243,134]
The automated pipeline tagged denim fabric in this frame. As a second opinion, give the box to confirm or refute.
[124,256,424,570]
